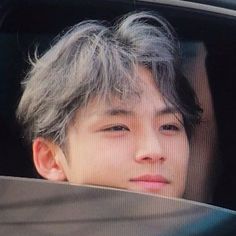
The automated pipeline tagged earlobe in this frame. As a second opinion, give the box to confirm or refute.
[32,138,67,181]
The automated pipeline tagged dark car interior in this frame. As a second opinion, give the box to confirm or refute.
[0,0,236,211]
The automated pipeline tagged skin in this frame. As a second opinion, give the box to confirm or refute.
[33,66,190,198]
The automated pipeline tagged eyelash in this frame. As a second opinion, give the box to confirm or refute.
[160,124,181,132]
[102,125,130,132]
[102,124,180,132]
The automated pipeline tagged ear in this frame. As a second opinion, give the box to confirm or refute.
[32,138,67,181]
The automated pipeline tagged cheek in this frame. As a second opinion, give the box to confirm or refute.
[164,136,189,170]
[97,134,134,154]
[97,138,134,167]
[165,134,189,153]
[70,137,133,175]
[165,138,189,196]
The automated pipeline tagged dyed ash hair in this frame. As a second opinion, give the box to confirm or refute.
[17,12,202,146]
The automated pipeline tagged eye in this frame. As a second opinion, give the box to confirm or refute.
[160,124,180,131]
[103,125,130,132]
[159,124,182,135]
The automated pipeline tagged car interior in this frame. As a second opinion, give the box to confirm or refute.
[0,0,236,211]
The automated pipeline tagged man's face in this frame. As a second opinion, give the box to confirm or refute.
[61,67,189,198]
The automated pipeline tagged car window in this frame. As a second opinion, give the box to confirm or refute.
[0,0,236,212]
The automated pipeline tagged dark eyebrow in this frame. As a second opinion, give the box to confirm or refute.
[102,108,134,116]
[156,107,180,116]
[101,106,180,117]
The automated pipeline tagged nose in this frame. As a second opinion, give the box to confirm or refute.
[134,131,166,164]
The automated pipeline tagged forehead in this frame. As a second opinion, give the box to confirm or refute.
[76,67,175,119]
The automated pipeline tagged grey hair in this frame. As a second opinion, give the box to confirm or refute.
[17,11,201,145]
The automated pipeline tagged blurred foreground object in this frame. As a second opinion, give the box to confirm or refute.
[0,176,235,236]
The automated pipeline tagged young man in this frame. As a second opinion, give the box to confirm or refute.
[17,12,202,198]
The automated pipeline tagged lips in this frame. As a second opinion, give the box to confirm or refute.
[129,175,170,190]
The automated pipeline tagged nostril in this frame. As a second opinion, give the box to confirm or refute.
[159,156,165,162]
[136,155,166,163]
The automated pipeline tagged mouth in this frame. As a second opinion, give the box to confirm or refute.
[129,175,170,190]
